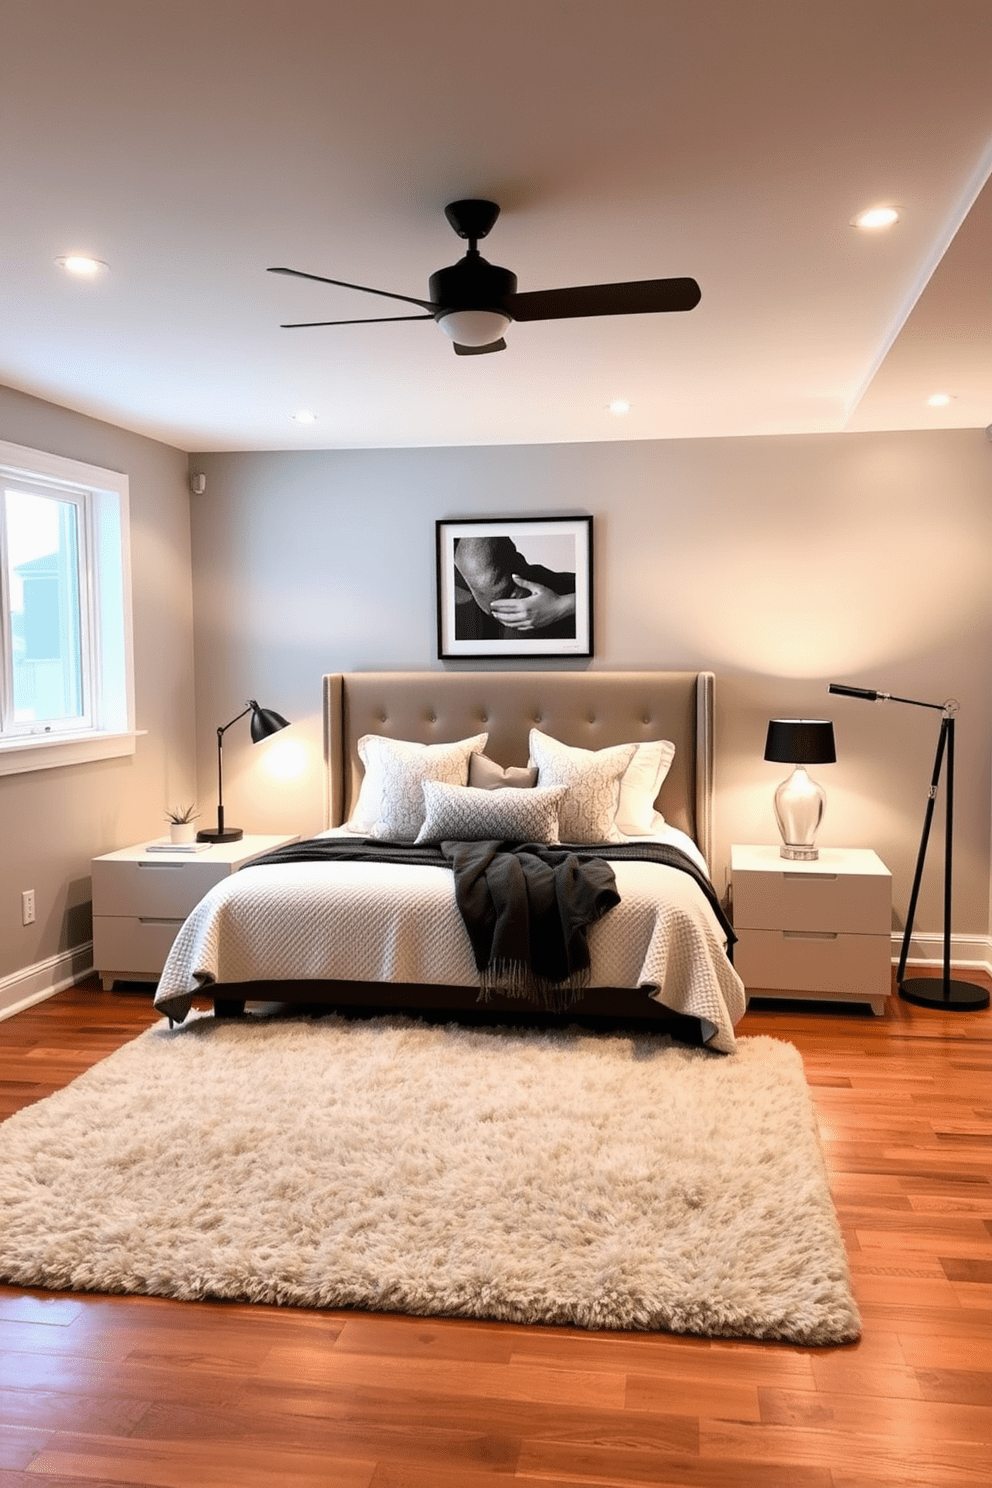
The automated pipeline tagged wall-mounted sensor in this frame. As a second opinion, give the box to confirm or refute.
[189,472,206,495]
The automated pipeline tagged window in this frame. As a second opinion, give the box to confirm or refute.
[0,440,135,775]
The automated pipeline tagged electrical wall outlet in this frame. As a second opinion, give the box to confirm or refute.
[21,889,35,926]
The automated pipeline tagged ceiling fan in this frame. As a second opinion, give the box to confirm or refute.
[268,199,701,356]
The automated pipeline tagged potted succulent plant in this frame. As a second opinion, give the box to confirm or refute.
[165,804,200,845]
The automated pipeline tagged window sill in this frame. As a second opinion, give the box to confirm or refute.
[0,730,145,777]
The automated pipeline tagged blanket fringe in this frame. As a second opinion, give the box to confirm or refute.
[477,960,591,1013]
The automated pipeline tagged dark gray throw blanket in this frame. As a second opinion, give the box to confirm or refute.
[242,838,734,1012]
[446,840,619,1008]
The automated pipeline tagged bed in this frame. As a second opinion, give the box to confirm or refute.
[154,670,746,1051]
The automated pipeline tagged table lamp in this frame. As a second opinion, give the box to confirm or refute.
[764,718,836,861]
[197,699,290,843]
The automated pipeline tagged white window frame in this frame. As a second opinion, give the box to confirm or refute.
[0,439,136,775]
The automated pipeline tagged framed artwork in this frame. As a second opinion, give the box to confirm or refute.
[436,515,593,660]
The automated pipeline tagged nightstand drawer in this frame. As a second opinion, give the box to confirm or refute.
[735,928,891,995]
[93,915,186,976]
[92,858,233,918]
[733,867,890,934]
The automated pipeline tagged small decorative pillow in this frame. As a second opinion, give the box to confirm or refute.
[415,780,565,845]
[352,733,488,841]
[528,730,637,844]
[469,752,539,790]
[615,739,676,835]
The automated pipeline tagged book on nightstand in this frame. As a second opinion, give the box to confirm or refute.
[145,839,211,853]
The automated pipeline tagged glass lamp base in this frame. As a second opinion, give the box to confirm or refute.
[773,766,826,863]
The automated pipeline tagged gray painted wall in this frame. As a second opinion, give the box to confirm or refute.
[189,429,992,943]
[0,385,196,983]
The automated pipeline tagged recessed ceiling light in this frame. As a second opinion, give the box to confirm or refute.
[607,399,631,415]
[851,206,900,231]
[55,254,109,277]
[927,392,954,407]
[292,409,317,424]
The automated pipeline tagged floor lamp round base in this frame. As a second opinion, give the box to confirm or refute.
[899,977,990,1011]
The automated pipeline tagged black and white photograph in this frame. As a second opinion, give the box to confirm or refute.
[436,516,593,659]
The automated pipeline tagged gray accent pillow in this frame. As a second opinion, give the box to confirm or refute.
[468,752,539,790]
[528,729,637,844]
[415,781,565,845]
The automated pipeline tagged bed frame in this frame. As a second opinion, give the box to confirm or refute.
[212,669,717,1030]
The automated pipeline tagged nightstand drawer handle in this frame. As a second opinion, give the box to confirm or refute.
[782,930,838,941]
[138,863,188,871]
[783,873,838,882]
[138,916,185,926]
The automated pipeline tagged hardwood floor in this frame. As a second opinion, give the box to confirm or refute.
[1,975,990,1487]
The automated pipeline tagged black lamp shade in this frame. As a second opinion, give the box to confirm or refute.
[249,702,290,742]
[764,719,836,765]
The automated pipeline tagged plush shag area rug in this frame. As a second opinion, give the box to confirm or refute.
[0,1015,859,1343]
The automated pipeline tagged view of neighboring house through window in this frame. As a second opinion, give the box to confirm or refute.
[0,440,134,774]
[4,484,87,729]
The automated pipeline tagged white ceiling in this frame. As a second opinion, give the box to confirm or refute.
[2,1,990,452]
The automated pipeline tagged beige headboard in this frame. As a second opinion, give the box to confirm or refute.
[322,670,715,866]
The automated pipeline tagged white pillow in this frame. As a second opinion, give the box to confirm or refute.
[528,730,637,844]
[415,781,565,845]
[350,733,487,842]
[615,739,676,835]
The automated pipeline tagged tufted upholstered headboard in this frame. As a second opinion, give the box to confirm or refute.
[322,670,715,867]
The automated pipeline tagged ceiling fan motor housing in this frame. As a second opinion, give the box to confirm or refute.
[430,252,517,346]
[429,254,517,313]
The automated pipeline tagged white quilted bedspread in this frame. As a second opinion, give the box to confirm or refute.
[154,855,747,1053]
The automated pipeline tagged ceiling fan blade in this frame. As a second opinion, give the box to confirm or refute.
[279,314,434,328]
[505,276,701,322]
[268,265,436,312]
[453,338,506,356]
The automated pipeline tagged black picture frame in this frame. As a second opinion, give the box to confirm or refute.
[436,516,593,660]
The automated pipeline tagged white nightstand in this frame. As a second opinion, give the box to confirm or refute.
[731,844,893,1015]
[92,834,299,989]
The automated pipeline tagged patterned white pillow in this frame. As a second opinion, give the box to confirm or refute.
[353,733,488,842]
[615,739,676,835]
[415,781,565,845]
[528,730,637,844]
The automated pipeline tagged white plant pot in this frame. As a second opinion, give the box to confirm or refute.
[169,822,196,845]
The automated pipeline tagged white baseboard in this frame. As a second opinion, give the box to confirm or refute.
[0,943,94,1023]
[893,930,992,978]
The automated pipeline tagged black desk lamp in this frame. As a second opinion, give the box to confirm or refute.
[197,699,290,844]
[828,683,989,1011]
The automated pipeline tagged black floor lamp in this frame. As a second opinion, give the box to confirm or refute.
[828,683,989,1011]
[197,699,290,844]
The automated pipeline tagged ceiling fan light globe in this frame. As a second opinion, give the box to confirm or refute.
[436,309,512,347]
